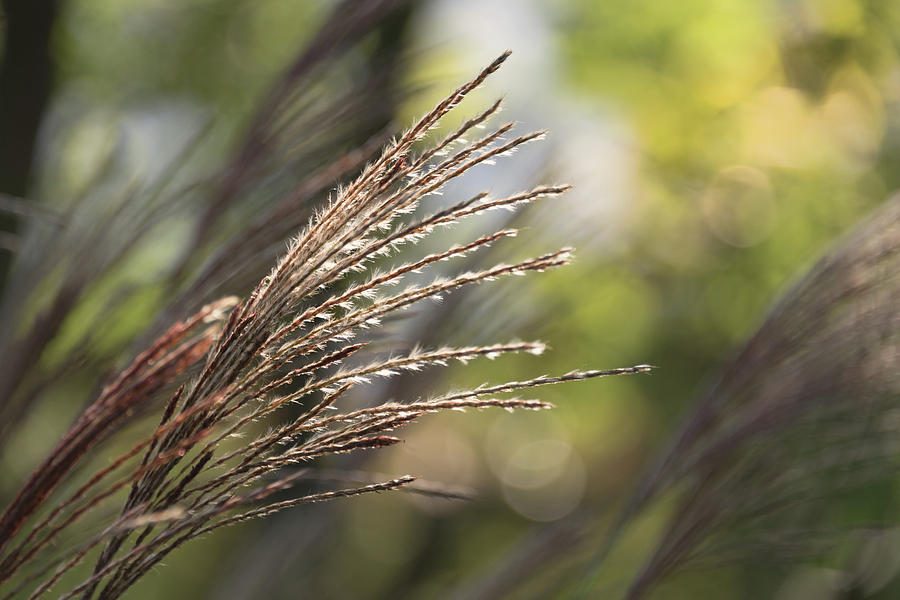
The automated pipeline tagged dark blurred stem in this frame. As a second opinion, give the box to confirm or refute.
[171,0,412,288]
[369,0,414,92]
[0,0,60,293]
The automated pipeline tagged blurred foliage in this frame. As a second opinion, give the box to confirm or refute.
[5,0,900,598]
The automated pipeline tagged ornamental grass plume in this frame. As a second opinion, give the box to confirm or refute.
[613,194,900,599]
[0,50,647,600]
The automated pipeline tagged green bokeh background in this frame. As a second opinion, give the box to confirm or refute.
[5,0,900,598]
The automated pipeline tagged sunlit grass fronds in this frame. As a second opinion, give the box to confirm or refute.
[0,53,647,600]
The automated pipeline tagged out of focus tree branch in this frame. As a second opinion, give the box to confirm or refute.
[0,0,60,290]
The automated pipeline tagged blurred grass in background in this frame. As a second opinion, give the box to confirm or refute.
[4,0,900,598]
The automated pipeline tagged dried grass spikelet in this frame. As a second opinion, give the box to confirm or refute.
[0,52,648,600]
